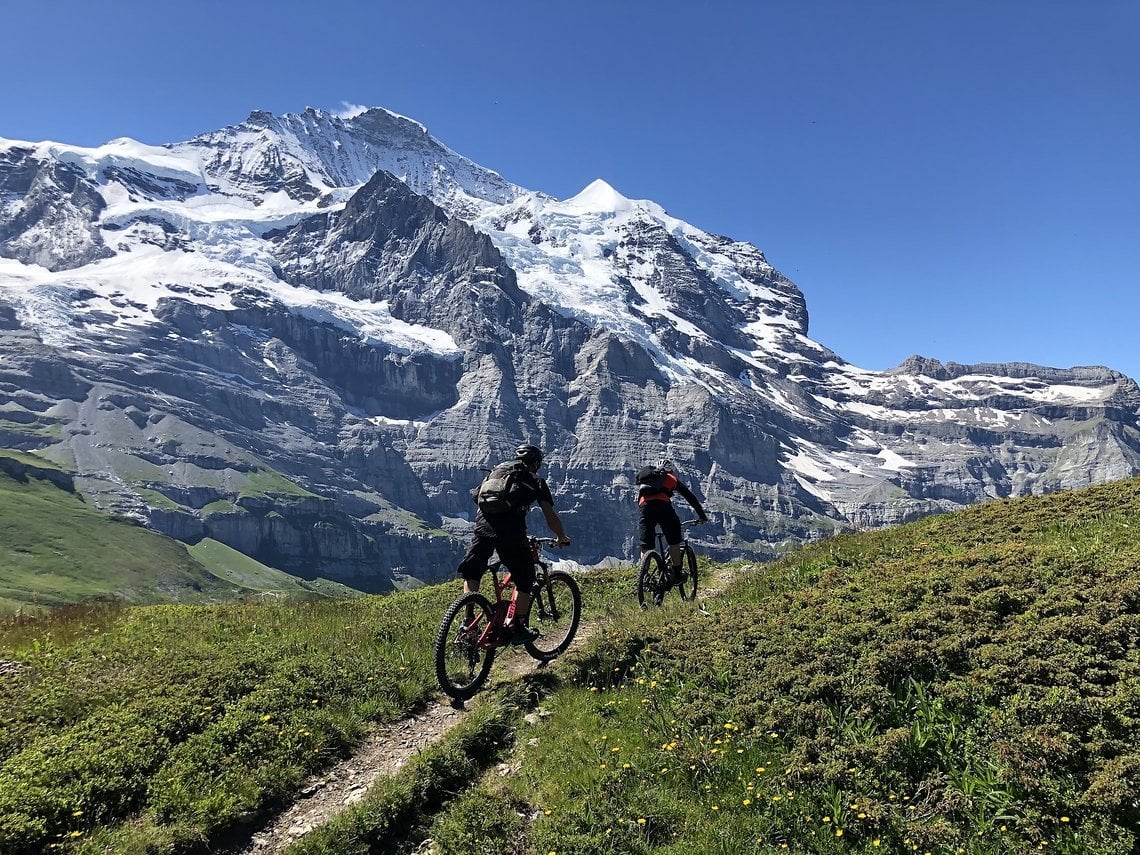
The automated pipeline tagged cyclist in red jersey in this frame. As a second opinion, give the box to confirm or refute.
[636,459,708,580]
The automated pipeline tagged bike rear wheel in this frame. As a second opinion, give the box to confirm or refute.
[525,570,582,661]
[435,592,497,700]
[637,551,668,608]
[677,542,698,601]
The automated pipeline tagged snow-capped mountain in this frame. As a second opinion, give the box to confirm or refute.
[1,106,1137,588]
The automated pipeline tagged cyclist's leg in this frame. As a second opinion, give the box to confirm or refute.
[659,504,684,574]
[637,503,656,560]
[457,527,496,594]
[495,532,536,629]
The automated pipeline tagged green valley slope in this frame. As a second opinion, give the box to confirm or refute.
[2,477,1139,854]
[0,451,362,612]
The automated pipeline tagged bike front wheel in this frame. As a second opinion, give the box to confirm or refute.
[435,592,497,700]
[677,542,698,601]
[525,570,582,661]
[637,551,668,609]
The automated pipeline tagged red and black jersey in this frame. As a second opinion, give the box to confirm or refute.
[638,471,679,505]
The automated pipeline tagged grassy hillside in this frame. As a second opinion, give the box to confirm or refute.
[1,478,1138,853]
[0,464,243,611]
[0,457,364,613]
[186,538,364,599]
[0,587,452,854]
[425,479,1140,854]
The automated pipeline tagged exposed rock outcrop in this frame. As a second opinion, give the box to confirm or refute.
[0,107,1136,591]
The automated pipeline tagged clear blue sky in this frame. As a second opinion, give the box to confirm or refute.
[4,1,1138,379]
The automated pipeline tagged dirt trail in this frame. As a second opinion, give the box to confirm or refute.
[227,624,601,855]
[230,703,464,854]
[226,563,744,854]
[698,562,741,600]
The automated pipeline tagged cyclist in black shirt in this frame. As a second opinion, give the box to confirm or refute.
[457,444,571,644]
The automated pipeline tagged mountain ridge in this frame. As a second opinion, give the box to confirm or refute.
[1,105,1137,588]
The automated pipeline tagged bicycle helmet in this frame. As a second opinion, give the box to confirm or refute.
[515,444,544,468]
[658,457,674,472]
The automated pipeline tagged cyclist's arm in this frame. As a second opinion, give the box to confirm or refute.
[675,482,709,523]
[538,499,571,545]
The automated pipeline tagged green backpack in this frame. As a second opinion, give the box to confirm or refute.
[475,461,536,515]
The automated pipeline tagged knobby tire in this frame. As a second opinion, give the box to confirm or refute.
[678,542,698,601]
[637,551,667,609]
[435,592,496,700]
[524,569,582,661]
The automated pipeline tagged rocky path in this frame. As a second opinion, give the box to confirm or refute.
[225,563,743,854]
[225,625,601,855]
[230,703,465,854]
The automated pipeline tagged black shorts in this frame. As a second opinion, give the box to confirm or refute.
[638,500,682,551]
[456,515,536,590]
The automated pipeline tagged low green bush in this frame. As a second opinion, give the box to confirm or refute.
[0,586,451,853]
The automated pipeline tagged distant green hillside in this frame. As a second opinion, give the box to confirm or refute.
[186,538,364,600]
[0,452,363,613]
[1,477,1138,854]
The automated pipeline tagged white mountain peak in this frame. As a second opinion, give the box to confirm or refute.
[564,178,634,213]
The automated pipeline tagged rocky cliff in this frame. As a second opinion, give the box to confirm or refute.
[0,107,1136,590]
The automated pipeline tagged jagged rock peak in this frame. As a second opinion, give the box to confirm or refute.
[168,105,527,215]
[233,106,430,146]
[890,354,1121,384]
[888,355,951,379]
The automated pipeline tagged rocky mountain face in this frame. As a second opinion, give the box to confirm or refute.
[1,106,1137,591]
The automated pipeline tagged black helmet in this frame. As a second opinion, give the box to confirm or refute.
[515,444,543,468]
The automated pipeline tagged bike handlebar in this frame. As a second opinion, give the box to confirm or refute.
[530,536,568,547]
[681,518,707,528]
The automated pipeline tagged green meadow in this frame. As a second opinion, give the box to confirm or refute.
[0,460,361,612]
[1,478,1138,853]
[0,465,239,611]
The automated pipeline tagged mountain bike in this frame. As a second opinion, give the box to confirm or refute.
[435,536,581,701]
[637,519,700,608]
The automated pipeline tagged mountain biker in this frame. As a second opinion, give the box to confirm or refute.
[636,458,708,582]
[457,444,571,645]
